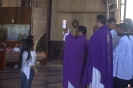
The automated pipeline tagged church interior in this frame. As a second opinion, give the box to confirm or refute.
[0,0,133,88]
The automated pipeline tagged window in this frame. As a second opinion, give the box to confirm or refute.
[120,0,133,22]
[126,0,133,20]
[120,0,126,22]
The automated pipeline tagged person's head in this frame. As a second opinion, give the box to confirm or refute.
[27,36,35,41]
[6,44,11,48]
[107,18,116,30]
[18,42,22,47]
[124,18,133,25]
[27,35,35,47]
[119,23,128,34]
[2,42,6,47]
[75,26,87,37]
[96,15,106,28]
[93,25,98,32]
[127,24,133,33]
[114,24,121,34]
[19,39,33,69]
[15,43,18,48]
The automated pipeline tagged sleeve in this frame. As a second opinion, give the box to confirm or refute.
[23,51,35,67]
[18,48,20,52]
[110,30,116,49]
[63,28,70,41]
[113,39,127,59]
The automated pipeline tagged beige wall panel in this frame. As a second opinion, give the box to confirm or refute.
[16,0,21,7]
[86,30,93,40]
[70,0,86,11]
[78,13,87,26]
[50,28,58,40]
[78,14,97,39]
[71,13,79,20]
[2,0,9,7]
[86,14,97,28]
[56,0,71,11]
[9,0,17,7]
[51,12,57,28]
[52,0,57,11]
[101,1,106,11]
[86,0,102,11]
[2,0,21,7]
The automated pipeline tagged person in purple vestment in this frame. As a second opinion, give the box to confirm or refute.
[63,26,87,88]
[82,15,113,88]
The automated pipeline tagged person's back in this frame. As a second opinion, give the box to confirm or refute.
[63,26,87,88]
[13,43,20,52]
[113,23,133,88]
[82,15,113,88]
[129,34,133,52]
[113,34,132,78]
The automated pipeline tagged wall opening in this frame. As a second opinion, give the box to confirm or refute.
[36,33,47,52]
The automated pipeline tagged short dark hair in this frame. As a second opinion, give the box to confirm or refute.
[97,15,106,25]
[107,18,116,23]
[27,36,34,40]
[119,23,128,32]
[77,26,87,35]
[125,18,132,25]
[128,24,133,32]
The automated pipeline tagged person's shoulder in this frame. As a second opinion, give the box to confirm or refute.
[130,35,133,38]
[23,51,28,55]
[120,35,130,43]
[31,50,36,54]
[110,29,115,33]
[110,30,117,36]
[99,25,108,30]
[13,47,16,49]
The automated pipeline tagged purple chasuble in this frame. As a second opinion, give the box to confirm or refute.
[63,33,87,88]
[82,25,113,88]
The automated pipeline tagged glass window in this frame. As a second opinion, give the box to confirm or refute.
[121,0,125,4]
[121,5,125,22]
[126,0,133,20]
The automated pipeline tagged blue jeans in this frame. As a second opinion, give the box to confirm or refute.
[20,69,34,88]
[29,68,34,88]
[20,71,29,88]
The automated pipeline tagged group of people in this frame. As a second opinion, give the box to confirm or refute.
[62,15,133,88]
[0,42,22,52]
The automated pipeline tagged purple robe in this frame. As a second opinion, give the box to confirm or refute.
[63,33,87,88]
[82,25,113,88]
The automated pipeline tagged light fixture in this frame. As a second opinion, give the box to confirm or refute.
[12,19,14,23]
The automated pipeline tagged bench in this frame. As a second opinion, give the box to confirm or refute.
[0,51,47,70]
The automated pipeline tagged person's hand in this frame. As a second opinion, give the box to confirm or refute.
[34,68,38,75]
[63,26,68,33]
[32,66,38,75]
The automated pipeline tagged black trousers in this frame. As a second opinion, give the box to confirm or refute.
[113,77,133,88]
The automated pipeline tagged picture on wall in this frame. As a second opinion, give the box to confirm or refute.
[0,24,30,41]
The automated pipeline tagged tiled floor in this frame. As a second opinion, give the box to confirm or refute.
[0,60,62,88]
